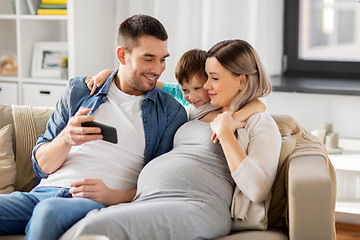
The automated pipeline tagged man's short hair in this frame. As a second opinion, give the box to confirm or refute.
[175,49,208,85]
[117,14,168,52]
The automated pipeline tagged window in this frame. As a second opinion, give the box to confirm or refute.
[284,0,360,78]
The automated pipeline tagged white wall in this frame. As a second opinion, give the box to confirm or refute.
[267,92,360,139]
[111,0,360,140]
[113,0,284,82]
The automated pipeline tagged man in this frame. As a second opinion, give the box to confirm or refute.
[0,14,187,240]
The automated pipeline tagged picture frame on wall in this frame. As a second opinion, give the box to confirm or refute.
[31,41,68,78]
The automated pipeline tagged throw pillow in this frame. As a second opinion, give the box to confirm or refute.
[0,124,16,194]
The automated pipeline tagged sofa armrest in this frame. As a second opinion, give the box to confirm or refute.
[288,155,333,240]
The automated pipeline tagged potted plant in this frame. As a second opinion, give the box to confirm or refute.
[61,56,68,80]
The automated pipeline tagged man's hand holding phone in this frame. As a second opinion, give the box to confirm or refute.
[81,121,117,144]
[60,107,103,146]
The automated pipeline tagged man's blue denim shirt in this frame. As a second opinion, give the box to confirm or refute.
[31,70,187,179]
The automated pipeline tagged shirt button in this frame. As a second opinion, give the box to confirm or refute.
[102,97,107,101]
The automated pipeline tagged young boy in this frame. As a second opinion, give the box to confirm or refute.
[156,49,216,119]
[85,49,266,120]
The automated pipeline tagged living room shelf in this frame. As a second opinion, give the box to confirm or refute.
[0,15,17,19]
[0,76,18,81]
[21,78,68,85]
[0,0,115,107]
[18,15,68,20]
[330,138,360,225]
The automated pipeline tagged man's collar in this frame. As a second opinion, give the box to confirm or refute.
[94,69,119,96]
[144,85,160,103]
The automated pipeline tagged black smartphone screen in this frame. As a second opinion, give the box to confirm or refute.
[81,121,118,144]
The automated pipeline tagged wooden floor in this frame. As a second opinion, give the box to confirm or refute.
[336,222,360,240]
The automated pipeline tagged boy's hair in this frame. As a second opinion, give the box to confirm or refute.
[117,14,168,52]
[175,49,208,85]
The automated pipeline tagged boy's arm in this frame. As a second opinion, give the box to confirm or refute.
[232,99,266,122]
[156,81,164,89]
[85,69,113,95]
[161,83,189,107]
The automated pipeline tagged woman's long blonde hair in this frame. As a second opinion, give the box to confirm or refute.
[207,39,271,112]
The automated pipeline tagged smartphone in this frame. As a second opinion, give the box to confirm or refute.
[81,121,118,144]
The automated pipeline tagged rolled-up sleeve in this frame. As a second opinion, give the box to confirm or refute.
[31,82,72,179]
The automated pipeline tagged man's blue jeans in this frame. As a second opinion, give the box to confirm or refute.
[0,186,105,240]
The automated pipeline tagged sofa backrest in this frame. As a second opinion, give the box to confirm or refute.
[0,105,16,151]
[0,104,54,192]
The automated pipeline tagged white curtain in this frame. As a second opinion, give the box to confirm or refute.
[112,0,284,83]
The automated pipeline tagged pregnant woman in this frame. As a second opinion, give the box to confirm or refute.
[61,39,282,240]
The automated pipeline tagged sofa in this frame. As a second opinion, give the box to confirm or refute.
[0,104,336,240]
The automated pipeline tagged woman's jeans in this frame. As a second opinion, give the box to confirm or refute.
[0,186,105,240]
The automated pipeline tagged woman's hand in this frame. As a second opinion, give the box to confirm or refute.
[85,69,113,95]
[210,111,246,143]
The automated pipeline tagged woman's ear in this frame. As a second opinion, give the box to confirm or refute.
[116,46,126,65]
[239,74,247,90]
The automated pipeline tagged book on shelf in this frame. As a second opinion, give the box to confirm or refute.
[39,4,67,9]
[11,0,16,14]
[41,0,67,4]
[26,0,41,15]
[37,9,67,15]
[37,0,67,16]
